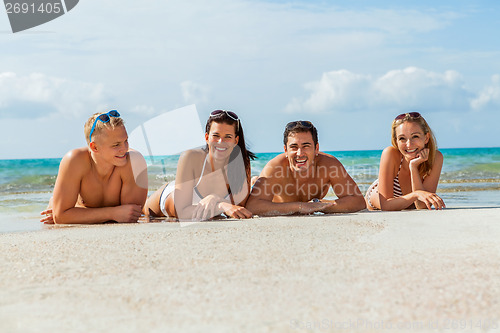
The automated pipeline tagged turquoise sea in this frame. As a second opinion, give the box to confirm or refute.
[1,147,499,233]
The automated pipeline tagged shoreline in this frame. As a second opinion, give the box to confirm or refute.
[1,208,499,332]
[2,199,500,234]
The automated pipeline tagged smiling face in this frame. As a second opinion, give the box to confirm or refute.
[91,125,129,167]
[284,131,319,174]
[205,121,239,160]
[395,121,429,160]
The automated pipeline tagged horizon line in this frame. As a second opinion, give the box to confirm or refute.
[2,146,500,161]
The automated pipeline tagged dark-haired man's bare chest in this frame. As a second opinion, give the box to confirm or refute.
[274,176,330,202]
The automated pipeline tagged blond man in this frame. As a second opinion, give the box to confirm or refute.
[41,111,148,224]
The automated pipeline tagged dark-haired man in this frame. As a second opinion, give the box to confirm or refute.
[246,121,365,216]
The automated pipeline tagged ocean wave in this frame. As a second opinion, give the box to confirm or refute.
[440,178,500,184]
[438,185,500,193]
[0,175,56,194]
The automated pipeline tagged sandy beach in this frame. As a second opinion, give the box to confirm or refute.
[1,208,500,332]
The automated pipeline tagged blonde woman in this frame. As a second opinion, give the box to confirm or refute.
[365,112,445,211]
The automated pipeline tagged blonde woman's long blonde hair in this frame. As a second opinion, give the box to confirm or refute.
[391,113,437,178]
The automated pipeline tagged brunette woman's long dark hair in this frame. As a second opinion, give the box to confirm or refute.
[204,111,256,194]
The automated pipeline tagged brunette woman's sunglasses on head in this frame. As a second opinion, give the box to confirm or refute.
[210,110,240,130]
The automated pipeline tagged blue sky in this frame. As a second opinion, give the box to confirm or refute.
[1,0,500,159]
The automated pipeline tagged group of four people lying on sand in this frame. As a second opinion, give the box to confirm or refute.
[40,110,445,224]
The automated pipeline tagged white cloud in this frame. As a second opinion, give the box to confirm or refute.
[285,67,472,114]
[374,67,470,110]
[181,80,211,106]
[284,70,371,113]
[471,74,500,111]
[130,105,158,117]
[0,72,107,118]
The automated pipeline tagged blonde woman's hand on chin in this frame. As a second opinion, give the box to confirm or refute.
[192,194,223,221]
[409,148,429,169]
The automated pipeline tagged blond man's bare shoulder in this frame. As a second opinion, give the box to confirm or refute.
[61,147,91,167]
[125,149,146,169]
[54,148,92,182]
